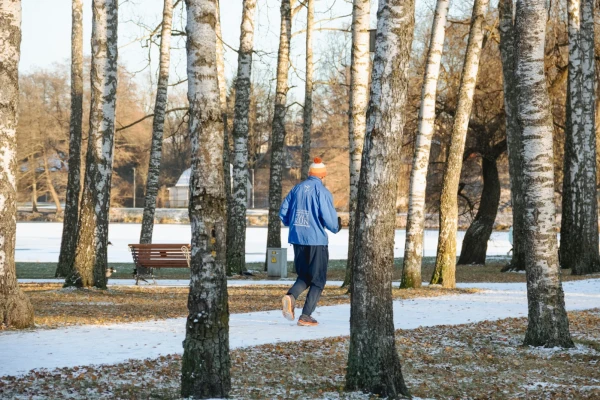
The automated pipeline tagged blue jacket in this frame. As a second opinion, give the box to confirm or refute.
[279,176,340,245]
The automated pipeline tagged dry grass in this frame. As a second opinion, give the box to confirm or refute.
[2,309,598,399]
[324,260,600,283]
[17,283,476,330]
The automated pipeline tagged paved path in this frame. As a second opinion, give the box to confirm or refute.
[1,279,599,377]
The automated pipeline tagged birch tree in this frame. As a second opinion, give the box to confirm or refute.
[228,0,257,275]
[300,0,314,181]
[56,0,84,278]
[498,0,526,272]
[345,0,415,396]
[400,0,449,289]
[65,0,118,289]
[139,0,173,248]
[514,0,574,348]
[430,0,488,288]
[560,0,600,275]
[342,0,370,289]
[266,0,293,261]
[0,0,35,329]
[180,0,230,396]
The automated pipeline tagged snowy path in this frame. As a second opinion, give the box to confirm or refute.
[15,222,513,263]
[1,279,599,377]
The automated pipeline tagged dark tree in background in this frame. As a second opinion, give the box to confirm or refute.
[55,0,84,278]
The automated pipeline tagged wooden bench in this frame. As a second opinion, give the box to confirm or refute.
[128,243,191,285]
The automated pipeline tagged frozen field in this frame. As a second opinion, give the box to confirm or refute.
[15,222,513,263]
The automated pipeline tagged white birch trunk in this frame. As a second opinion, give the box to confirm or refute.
[431,0,488,288]
[66,0,118,289]
[180,0,230,396]
[300,0,314,181]
[0,0,34,329]
[266,0,293,260]
[514,0,574,348]
[400,0,449,289]
[139,0,173,249]
[228,0,257,275]
[56,0,84,278]
[560,0,600,275]
[345,0,415,396]
[342,0,370,289]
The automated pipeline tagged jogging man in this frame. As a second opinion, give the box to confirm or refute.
[279,157,341,326]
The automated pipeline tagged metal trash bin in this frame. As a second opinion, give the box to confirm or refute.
[267,248,288,278]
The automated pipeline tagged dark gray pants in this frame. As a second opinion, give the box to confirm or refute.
[287,244,328,316]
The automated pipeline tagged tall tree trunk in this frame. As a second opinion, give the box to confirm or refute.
[215,0,233,277]
[29,154,38,212]
[430,0,488,288]
[400,0,449,289]
[300,0,314,181]
[0,0,35,329]
[514,0,574,348]
[342,0,370,289]
[228,0,257,275]
[345,0,415,396]
[560,0,600,275]
[42,148,62,214]
[498,0,526,272]
[266,0,292,267]
[180,0,230,397]
[56,0,84,278]
[65,0,118,289]
[457,154,502,265]
[139,0,173,246]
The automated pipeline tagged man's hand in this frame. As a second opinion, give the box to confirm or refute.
[337,216,342,230]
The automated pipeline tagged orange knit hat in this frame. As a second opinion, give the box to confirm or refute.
[308,157,327,178]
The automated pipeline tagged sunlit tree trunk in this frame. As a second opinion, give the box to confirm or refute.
[180,0,230,397]
[514,0,574,348]
[498,0,526,272]
[228,0,257,275]
[65,0,118,289]
[400,0,449,289]
[431,0,488,288]
[342,0,370,289]
[300,0,314,181]
[0,0,35,329]
[56,0,84,278]
[345,0,415,396]
[560,0,600,275]
[139,0,173,247]
[266,0,293,266]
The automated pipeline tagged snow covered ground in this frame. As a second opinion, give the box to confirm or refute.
[1,279,598,377]
[15,222,513,263]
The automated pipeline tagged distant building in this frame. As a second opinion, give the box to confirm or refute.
[167,167,253,208]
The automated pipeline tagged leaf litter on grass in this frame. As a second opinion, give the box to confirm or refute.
[1,309,598,399]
